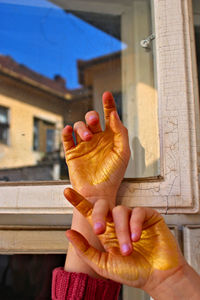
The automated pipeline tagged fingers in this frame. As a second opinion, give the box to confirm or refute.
[112,206,133,256]
[92,199,110,235]
[62,125,75,151]
[64,188,93,218]
[85,111,102,133]
[73,121,93,143]
[103,93,130,160]
[130,207,156,242]
[66,229,103,266]
[102,91,117,128]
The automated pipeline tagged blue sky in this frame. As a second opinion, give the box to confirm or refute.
[0,0,123,89]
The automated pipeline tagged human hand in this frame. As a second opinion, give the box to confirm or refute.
[64,188,185,293]
[62,92,130,205]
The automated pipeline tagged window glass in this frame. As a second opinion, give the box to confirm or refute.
[193,0,200,92]
[0,106,9,145]
[0,0,159,181]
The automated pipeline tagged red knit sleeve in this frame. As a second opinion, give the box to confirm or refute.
[52,267,121,300]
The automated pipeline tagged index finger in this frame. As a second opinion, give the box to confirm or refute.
[130,207,160,242]
[102,91,117,128]
[64,188,93,218]
[62,125,75,151]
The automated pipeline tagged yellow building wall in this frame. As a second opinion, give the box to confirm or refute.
[92,64,121,129]
[0,76,63,169]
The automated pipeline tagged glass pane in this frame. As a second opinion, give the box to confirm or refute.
[0,106,8,124]
[0,0,159,181]
[193,0,200,92]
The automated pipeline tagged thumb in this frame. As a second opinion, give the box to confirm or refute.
[66,230,109,278]
[109,111,123,134]
[109,111,131,160]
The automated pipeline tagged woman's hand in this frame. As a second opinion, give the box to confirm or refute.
[62,92,130,205]
[64,188,186,293]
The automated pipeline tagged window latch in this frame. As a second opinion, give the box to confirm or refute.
[140,33,155,49]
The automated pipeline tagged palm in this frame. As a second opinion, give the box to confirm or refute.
[65,128,127,197]
[65,188,180,288]
[87,211,179,287]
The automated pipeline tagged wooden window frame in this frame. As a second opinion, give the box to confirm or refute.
[0,0,199,216]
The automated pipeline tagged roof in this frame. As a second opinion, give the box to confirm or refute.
[0,55,91,100]
[77,51,121,86]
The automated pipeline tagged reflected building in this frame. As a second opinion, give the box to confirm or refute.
[0,55,92,181]
[78,51,122,126]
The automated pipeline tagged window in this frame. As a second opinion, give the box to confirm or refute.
[0,1,199,215]
[0,106,9,144]
[0,0,159,180]
[33,118,56,153]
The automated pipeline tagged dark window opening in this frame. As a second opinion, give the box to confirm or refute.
[0,106,9,145]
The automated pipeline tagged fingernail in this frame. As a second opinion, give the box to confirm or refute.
[89,115,98,123]
[131,233,137,241]
[94,222,104,231]
[83,132,92,140]
[121,244,131,254]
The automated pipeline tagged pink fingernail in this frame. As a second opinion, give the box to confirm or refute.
[121,244,131,254]
[83,132,92,140]
[94,222,103,231]
[131,233,137,241]
[89,115,98,123]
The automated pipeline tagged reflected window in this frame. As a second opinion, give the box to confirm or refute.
[0,105,9,144]
[33,117,55,153]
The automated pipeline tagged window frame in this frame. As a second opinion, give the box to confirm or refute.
[0,0,199,216]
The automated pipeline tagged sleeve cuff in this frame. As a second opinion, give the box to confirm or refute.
[52,267,121,300]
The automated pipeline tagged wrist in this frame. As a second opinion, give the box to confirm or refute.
[147,262,200,300]
[64,208,104,278]
[71,184,117,207]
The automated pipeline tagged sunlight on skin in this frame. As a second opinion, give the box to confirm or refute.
[64,188,181,288]
[66,129,122,186]
[62,92,130,202]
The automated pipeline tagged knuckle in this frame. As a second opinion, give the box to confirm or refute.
[117,228,127,236]
[112,205,124,214]
[134,207,144,214]
[73,121,85,130]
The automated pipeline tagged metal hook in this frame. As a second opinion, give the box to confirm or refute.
[140,33,155,49]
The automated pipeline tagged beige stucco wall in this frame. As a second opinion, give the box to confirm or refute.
[92,64,121,129]
[0,76,64,169]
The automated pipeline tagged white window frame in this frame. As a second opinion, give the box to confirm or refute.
[0,0,199,217]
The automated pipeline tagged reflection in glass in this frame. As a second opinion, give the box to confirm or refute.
[0,106,9,144]
[193,0,200,91]
[0,0,159,181]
